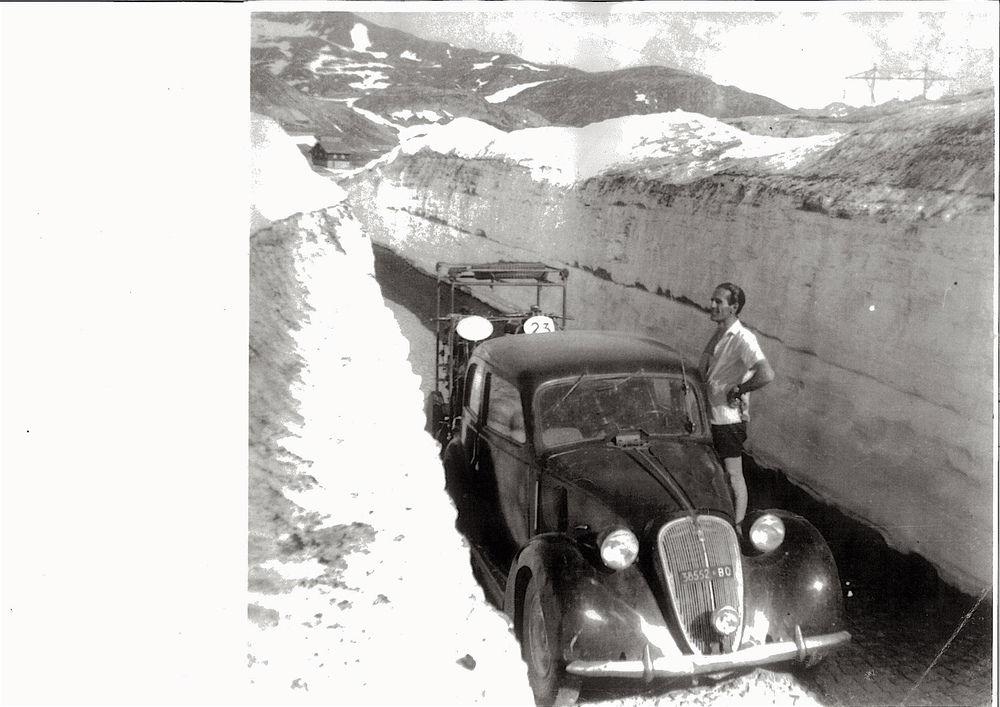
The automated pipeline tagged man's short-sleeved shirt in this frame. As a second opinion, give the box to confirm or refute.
[704,319,766,425]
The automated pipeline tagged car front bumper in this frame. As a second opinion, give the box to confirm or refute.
[565,629,851,681]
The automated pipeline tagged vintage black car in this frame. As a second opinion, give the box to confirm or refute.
[439,328,851,705]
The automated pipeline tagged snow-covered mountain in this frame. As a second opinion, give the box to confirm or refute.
[250,11,793,150]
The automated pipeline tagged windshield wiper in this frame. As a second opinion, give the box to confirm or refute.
[548,372,587,416]
[611,370,641,392]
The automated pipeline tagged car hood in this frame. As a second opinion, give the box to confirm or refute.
[543,439,734,530]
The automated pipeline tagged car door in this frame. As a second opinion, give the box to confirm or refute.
[479,370,533,558]
[460,360,487,465]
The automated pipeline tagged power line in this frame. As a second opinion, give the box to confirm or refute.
[846,64,954,103]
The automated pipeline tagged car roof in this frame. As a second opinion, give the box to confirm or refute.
[473,330,696,388]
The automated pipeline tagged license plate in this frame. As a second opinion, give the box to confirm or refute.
[678,565,733,584]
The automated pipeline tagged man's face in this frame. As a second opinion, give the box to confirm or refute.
[709,288,738,323]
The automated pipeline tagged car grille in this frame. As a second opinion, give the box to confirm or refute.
[657,515,744,654]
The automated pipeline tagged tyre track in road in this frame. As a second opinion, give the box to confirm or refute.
[375,244,994,707]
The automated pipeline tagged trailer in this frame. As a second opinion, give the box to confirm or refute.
[424,261,569,446]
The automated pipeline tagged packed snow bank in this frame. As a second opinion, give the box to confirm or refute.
[386,113,841,186]
[345,97,995,595]
[248,114,531,703]
[250,113,345,231]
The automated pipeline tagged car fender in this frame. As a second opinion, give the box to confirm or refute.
[741,510,846,646]
[442,438,469,499]
[506,534,672,664]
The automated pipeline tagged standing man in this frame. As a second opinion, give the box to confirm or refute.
[701,282,774,526]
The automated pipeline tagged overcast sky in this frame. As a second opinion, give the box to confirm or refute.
[359,3,997,109]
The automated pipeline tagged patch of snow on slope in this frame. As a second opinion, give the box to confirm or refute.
[392,112,840,186]
[399,50,420,62]
[473,55,499,70]
[391,109,443,123]
[349,71,391,90]
[348,99,402,131]
[508,63,548,72]
[307,52,335,74]
[636,92,650,104]
[308,53,391,76]
[250,114,343,232]
[349,23,387,59]
[484,79,557,103]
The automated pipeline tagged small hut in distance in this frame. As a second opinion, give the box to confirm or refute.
[310,137,355,169]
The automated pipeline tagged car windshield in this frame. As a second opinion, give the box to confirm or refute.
[535,373,701,448]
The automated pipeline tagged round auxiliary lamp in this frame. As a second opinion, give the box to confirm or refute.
[455,315,494,342]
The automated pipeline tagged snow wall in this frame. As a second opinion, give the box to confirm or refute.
[344,97,996,596]
[248,114,532,704]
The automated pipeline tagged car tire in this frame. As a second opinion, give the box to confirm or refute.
[522,577,582,707]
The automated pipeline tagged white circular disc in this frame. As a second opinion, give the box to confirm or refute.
[522,315,556,334]
[455,315,494,341]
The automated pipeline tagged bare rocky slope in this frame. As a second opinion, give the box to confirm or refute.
[251,67,397,149]
[505,65,790,125]
[343,92,995,595]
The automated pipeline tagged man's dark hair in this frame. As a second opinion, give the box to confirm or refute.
[716,282,746,315]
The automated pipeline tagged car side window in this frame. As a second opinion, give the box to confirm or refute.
[465,363,485,419]
[485,374,526,443]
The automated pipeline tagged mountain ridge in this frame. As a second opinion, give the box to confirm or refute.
[251,11,797,151]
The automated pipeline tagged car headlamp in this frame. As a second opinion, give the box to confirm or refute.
[749,513,786,553]
[599,528,639,570]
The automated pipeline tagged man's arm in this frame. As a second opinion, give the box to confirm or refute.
[726,359,774,402]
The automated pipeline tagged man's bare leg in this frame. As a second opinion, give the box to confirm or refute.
[723,456,747,524]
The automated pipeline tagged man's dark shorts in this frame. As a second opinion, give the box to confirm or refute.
[711,422,747,459]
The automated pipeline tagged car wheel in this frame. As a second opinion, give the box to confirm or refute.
[522,578,582,707]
